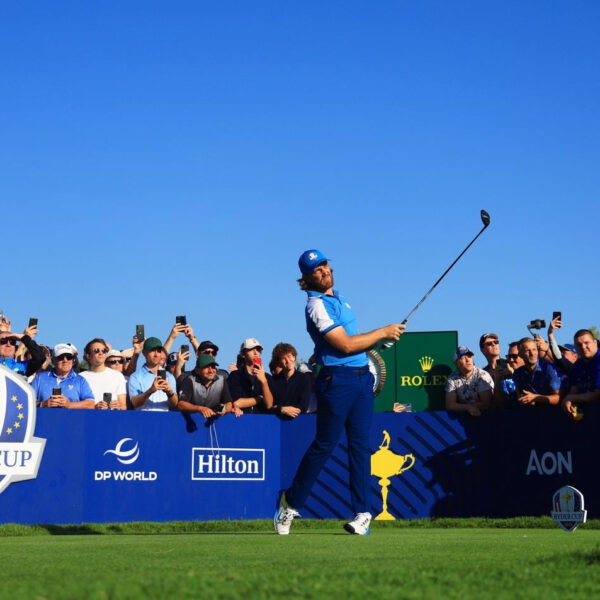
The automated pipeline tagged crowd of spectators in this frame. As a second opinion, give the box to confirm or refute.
[444,315,600,421]
[1,313,598,422]
[0,315,312,419]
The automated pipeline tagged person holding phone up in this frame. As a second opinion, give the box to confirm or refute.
[128,337,178,411]
[227,338,274,414]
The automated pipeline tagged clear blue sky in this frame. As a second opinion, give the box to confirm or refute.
[2,1,599,366]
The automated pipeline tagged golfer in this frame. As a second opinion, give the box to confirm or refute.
[274,249,404,535]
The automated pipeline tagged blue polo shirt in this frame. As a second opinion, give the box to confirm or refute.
[0,357,28,375]
[32,369,95,403]
[568,350,600,393]
[513,360,562,397]
[128,363,177,411]
[305,289,367,367]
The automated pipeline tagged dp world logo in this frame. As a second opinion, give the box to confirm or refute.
[0,365,46,495]
[104,438,140,465]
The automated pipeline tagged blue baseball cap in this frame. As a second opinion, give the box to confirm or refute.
[298,249,329,275]
[453,346,474,361]
[559,343,578,355]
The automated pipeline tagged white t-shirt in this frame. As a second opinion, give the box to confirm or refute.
[80,368,127,404]
[444,366,494,404]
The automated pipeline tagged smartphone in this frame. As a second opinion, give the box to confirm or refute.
[175,315,187,326]
[103,393,112,407]
[157,369,167,380]
[180,344,189,355]
[28,317,38,328]
[135,324,145,341]
[52,387,61,396]
[553,311,562,321]
[252,357,262,368]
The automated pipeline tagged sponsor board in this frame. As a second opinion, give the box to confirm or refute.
[0,365,46,495]
[94,437,158,482]
[191,448,265,481]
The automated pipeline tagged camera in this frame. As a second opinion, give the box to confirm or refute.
[529,319,546,329]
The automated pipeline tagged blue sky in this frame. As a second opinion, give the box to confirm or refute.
[2,1,599,366]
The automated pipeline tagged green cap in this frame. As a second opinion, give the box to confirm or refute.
[196,354,218,369]
[143,337,164,352]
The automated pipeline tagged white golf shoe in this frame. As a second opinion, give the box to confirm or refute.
[344,512,372,535]
[274,492,300,535]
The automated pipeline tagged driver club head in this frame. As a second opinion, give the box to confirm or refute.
[480,209,491,228]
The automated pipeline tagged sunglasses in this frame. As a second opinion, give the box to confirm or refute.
[484,340,499,347]
[91,348,108,354]
[56,354,74,361]
[201,349,217,356]
[107,359,125,365]
[0,338,17,346]
[507,354,520,360]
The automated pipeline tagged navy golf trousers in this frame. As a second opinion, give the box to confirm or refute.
[286,365,374,514]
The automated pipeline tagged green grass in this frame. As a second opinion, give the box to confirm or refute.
[0,521,599,599]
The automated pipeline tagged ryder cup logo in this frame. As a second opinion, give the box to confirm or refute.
[551,485,587,532]
[0,365,46,495]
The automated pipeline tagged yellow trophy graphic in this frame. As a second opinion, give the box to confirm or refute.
[371,430,415,520]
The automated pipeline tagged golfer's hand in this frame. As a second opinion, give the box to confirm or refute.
[382,324,405,341]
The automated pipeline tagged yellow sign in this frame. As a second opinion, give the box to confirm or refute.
[371,430,415,520]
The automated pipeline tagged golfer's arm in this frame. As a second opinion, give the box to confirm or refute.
[324,326,390,355]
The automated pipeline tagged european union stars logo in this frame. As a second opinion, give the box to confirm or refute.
[0,365,46,495]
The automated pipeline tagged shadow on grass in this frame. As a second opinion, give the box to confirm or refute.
[39,524,103,535]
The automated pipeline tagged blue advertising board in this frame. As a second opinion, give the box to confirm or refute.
[1,390,598,524]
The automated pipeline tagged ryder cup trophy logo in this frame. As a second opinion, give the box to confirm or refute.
[371,430,415,520]
[551,485,587,532]
[0,365,46,495]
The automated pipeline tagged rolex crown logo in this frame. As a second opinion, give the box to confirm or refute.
[419,356,434,373]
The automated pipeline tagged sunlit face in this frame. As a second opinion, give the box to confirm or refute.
[0,336,18,359]
[506,346,524,369]
[575,333,598,360]
[144,348,165,368]
[280,352,296,373]
[54,353,74,377]
[198,364,217,384]
[106,357,124,372]
[308,262,334,293]
[562,348,578,364]
[455,353,474,376]
[86,342,108,368]
[244,347,262,366]
[481,337,500,360]
[520,340,538,367]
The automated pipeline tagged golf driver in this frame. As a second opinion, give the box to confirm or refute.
[381,209,491,348]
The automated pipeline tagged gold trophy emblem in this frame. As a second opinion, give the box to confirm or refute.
[371,430,415,521]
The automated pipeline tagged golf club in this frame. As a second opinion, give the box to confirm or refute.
[381,209,491,348]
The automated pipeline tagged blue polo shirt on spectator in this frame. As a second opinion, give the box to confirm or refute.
[0,357,28,375]
[128,363,177,411]
[569,350,600,393]
[513,360,562,399]
[305,289,367,367]
[33,369,95,403]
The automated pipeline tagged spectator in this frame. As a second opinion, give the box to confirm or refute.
[164,321,199,355]
[0,324,45,378]
[512,337,561,407]
[176,354,240,418]
[479,332,512,408]
[228,338,274,413]
[128,337,178,411]
[562,329,600,420]
[547,316,577,376]
[105,349,126,373]
[166,352,179,377]
[501,341,524,406]
[177,340,227,387]
[268,343,311,419]
[506,342,524,370]
[80,338,127,410]
[33,343,95,408]
[445,346,494,417]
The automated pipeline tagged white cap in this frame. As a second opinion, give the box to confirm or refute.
[53,343,73,357]
[106,349,123,359]
[240,338,263,351]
